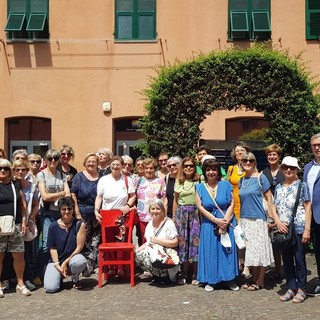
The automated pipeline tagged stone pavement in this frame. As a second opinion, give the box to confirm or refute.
[1,253,320,320]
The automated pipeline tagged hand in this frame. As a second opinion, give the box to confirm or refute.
[21,220,27,235]
[95,211,102,224]
[215,218,228,230]
[149,236,158,244]
[302,229,311,244]
[276,221,289,233]
[60,261,68,277]
[120,205,130,214]
[28,220,35,233]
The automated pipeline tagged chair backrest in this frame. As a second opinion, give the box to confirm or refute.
[100,209,134,244]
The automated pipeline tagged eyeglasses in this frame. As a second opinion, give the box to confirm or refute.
[61,152,72,157]
[242,159,255,164]
[0,167,10,172]
[168,163,178,168]
[14,156,26,160]
[15,168,27,172]
[311,143,320,149]
[183,164,195,168]
[158,159,168,163]
[47,156,60,162]
[30,160,41,164]
[124,163,133,167]
[282,165,297,171]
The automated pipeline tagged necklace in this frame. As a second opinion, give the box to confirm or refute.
[241,175,253,189]
[58,218,74,229]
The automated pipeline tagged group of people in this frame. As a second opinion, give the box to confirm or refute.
[0,132,320,304]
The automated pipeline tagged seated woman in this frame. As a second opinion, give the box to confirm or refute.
[195,158,239,292]
[44,197,87,293]
[135,199,179,283]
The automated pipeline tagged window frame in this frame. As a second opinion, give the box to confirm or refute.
[306,0,320,40]
[115,0,157,41]
[228,0,271,41]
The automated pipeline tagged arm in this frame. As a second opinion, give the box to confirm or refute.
[59,222,86,276]
[150,235,178,248]
[19,190,28,235]
[38,180,67,202]
[172,192,179,223]
[302,201,311,244]
[94,194,103,223]
[71,193,82,220]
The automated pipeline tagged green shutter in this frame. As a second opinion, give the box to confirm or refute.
[26,13,46,31]
[230,11,249,31]
[30,0,47,12]
[306,0,320,39]
[252,11,270,31]
[8,0,27,12]
[229,0,248,10]
[252,0,270,10]
[5,13,25,31]
[138,13,155,38]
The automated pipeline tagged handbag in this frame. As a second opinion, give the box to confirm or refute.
[257,173,273,218]
[269,182,302,249]
[0,182,17,236]
[146,219,179,269]
[23,182,38,241]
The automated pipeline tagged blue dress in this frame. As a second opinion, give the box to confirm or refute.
[196,181,239,285]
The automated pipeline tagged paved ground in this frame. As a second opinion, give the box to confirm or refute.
[1,253,320,320]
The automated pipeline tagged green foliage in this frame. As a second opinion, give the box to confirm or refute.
[239,128,268,142]
[137,45,320,162]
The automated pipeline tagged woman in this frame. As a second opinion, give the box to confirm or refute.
[97,147,113,177]
[33,149,70,285]
[12,160,39,291]
[71,153,100,274]
[136,158,167,246]
[0,159,31,297]
[239,152,274,290]
[44,197,87,293]
[172,157,200,285]
[262,144,285,281]
[94,156,136,278]
[135,199,179,283]
[156,152,170,179]
[28,153,42,182]
[165,156,182,219]
[56,144,77,187]
[196,158,239,292]
[273,156,311,303]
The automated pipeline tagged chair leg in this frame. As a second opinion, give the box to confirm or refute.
[130,251,135,287]
[98,266,102,288]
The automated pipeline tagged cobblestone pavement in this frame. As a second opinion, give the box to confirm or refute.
[1,254,319,320]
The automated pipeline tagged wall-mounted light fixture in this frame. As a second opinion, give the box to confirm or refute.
[102,101,112,112]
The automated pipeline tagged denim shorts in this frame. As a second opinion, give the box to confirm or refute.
[0,223,24,253]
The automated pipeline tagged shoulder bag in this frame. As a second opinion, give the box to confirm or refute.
[0,182,17,236]
[269,182,302,249]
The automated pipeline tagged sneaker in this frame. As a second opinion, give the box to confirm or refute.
[2,280,9,291]
[142,271,153,279]
[25,280,36,291]
[205,284,214,292]
[306,284,320,297]
[0,287,4,298]
[228,281,240,291]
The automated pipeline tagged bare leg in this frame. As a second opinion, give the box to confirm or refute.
[11,252,25,287]
[255,266,267,287]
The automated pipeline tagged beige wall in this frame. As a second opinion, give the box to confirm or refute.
[0,0,318,168]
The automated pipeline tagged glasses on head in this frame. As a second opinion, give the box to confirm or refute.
[242,159,255,164]
[15,168,27,172]
[61,152,72,157]
[0,167,10,172]
[168,163,178,168]
[30,160,41,164]
[311,143,320,149]
[47,156,60,162]
[282,165,297,171]
[184,164,195,168]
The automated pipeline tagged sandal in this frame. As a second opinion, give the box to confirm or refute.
[280,289,295,302]
[242,281,254,290]
[16,285,32,296]
[292,289,307,303]
[0,287,4,298]
[191,279,200,286]
[72,281,83,290]
[246,282,264,291]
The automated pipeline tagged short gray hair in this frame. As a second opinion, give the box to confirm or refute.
[311,133,320,142]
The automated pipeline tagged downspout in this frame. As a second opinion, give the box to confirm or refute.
[0,39,11,75]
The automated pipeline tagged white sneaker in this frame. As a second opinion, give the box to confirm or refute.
[205,284,214,292]
[143,271,153,278]
[2,280,9,291]
[228,281,240,291]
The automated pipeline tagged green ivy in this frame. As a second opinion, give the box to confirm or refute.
[137,45,320,163]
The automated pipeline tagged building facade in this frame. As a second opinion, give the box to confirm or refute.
[0,0,319,167]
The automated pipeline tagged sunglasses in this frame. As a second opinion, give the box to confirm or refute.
[184,164,195,168]
[282,165,297,171]
[0,167,10,172]
[47,156,60,162]
[242,159,255,164]
[15,168,27,172]
[168,163,178,168]
[61,152,72,157]
[30,160,41,164]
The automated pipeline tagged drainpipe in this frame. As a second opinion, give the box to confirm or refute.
[0,39,11,75]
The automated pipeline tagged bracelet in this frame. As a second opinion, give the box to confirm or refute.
[125,203,130,208]
[53,262,60,266]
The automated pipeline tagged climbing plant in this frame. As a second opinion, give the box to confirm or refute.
[137,45,320,163]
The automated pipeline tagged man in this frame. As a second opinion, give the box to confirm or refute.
[304,133,320,296]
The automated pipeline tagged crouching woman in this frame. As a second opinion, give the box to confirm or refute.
[135,199,179,283]
[44,197,87,293]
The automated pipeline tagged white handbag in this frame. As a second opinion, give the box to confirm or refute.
[0,182,17,236]
[233,225,246,250]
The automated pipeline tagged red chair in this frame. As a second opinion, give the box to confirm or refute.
[98,209,135,287]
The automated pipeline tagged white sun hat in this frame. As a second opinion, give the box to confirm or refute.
[201,155,216,164]
[280,156,301,171]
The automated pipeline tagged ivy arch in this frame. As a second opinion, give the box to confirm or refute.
[138,45,320,162]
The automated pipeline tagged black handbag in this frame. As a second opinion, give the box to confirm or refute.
[270,182,302,249]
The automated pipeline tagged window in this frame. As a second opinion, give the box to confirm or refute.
[306,0,320,40]
[228,0,271,40]
[5,0,49,41]
[115,0,156,40]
